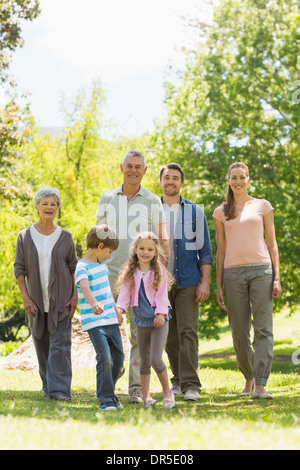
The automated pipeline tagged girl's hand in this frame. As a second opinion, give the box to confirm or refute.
[154,314,165,328]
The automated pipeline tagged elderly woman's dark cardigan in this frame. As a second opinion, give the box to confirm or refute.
[14,227,78,340]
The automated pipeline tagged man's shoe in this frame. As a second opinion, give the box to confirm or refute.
[129,389,143,403]
[184,390,201,401]
[171,385,182,395]
[49,393,71,402]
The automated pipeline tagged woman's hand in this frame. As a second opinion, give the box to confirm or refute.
[217,287,228,311]
[23,295,38,317]
[66,293,78,318]
[272,280,282,299]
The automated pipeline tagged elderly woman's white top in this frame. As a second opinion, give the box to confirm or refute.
[30,225,62,312]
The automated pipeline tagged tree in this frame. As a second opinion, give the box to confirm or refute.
[151,0,300,337]
[0,0,40,83]
[0,81,150,340]
[0,0,40,200]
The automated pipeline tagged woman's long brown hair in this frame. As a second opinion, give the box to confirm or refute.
[223,162,249,220]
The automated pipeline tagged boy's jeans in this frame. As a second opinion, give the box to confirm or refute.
[88,324,124,406]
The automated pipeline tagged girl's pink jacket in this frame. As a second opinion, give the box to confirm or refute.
[117,268,170,315]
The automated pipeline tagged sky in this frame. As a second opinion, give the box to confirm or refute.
[4,0,214,137]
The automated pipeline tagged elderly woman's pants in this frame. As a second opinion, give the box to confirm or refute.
[31,313,72,399]
[224,263,274,386]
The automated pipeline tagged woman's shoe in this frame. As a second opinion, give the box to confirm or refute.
[252,390,273,399]
[240,381,255,396]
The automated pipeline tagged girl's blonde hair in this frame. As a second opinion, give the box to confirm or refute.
[117,232,173,293]
[223,162,249,220]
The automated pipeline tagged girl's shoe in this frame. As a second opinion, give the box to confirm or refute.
[144,398,157,409]
[163,392,175,410]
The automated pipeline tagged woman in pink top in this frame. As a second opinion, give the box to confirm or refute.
[213,162,282,399]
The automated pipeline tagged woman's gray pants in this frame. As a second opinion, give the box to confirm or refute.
[224,263,274,386]
[31,313,72,399]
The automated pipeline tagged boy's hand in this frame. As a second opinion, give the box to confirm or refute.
[91,301,104,315]
[116,310,123,326]
[154,314,165,328]
[115,306,125,326]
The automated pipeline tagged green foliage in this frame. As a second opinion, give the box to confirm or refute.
[0,81,150,338]
[1,0,299,342]
[0,0,40,83]
[150,0,300,337]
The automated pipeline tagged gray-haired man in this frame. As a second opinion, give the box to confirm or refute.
[97,150,169,403]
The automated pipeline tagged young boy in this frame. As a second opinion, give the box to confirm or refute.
[75,224,124,411]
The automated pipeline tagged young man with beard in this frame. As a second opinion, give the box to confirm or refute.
[160,163,213,400]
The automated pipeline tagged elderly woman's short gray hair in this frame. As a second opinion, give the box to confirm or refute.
[34,186,61,208]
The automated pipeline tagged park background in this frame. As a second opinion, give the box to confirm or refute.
[0,0,299,450]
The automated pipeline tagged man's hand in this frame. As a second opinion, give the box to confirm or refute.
[195,281,210,302]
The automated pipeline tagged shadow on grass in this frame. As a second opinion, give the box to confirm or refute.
[0,344,298,427]
[0,384,299,428]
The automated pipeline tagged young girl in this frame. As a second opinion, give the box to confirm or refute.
[117,232,175,409]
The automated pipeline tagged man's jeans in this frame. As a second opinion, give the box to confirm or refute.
[88,324,124,406]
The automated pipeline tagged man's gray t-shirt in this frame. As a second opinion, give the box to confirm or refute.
[96,185,166,277]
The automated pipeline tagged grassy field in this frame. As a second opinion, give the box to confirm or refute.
[0,308,299,450]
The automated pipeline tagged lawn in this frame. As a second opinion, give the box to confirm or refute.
[0,308,299,451]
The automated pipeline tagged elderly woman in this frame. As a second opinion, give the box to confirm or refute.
[14,186,78,401]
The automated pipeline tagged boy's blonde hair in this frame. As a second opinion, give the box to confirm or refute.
[86,224,119,251]
[117,231,173,293]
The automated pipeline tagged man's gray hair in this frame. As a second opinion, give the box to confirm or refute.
[34,186,61,208]
[121,149,146,167]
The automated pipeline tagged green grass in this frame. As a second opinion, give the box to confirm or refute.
[0,308,299,450]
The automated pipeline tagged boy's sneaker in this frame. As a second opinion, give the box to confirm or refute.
[116,403,124,410]
[100,403,117,411]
